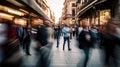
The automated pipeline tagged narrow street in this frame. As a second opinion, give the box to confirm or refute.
[0,0,120,67]
[18,36,105,67]
[48,36,104,67]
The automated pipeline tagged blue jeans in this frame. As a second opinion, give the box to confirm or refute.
[63,37,70,50]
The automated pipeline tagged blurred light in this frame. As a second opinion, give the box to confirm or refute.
[14,18,27,26]
[29,13,38,17]
[19,9,38,17]
[32,19,43,25]
[0,5,25,16]
[19,9,29,14]
[104,12,109,16]
[8,9,24,16]
[0,13,14,20]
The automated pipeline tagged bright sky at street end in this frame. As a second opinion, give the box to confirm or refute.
[46,0,65,23]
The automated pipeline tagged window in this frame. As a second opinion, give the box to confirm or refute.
[77,0,81,3]
[72,9,75,16]
[72,3,76,7]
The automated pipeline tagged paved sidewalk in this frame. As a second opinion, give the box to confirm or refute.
[1,36,107,67]
[49,36,104,67]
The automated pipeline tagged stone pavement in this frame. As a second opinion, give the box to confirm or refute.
[49,36,104,67]
[2,36,117,67]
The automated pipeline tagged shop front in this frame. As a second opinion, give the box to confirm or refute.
[0,0,52,64]
[76,0,112,29]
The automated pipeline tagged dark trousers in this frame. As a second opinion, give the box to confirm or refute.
[63,37,70,50]
[19,37,23,45]
[23,39,31,54]
[83,47,90,67]
[26,40,31,54]
[57,36,60,47]
[70,33,72,39]
[73,31,75,36]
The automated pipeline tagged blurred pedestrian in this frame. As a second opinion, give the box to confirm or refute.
[62,24,71,51]
[18,26,24,48]
[54,25,57,39]
[100,18,118,67]
[23,27,31,55]
[36,24,48,51]
[78,25,83,36]
[46,22,54,45]
[72,26,75,37]
[91,25,99,47]
[78,20,95,67]
[56,25,61,48]
[76,25,83,40]
[70,26,73,39]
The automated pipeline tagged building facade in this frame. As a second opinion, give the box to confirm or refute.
[37,0,55,23]
[76,0,113,27]
[62,0,76,25]
[61,0,120,40]
[0,0,55,63]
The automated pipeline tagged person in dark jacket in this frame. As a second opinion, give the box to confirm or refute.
[23,28,31,55]
[36,25,48,50]
[78,20,94,67]
[56,25,61,47]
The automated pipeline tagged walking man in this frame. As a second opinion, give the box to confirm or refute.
[62,24,71,51]
[78,20,94,67]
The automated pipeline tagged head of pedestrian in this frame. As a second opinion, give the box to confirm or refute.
[82,19,90,28]
[43,21,48,26]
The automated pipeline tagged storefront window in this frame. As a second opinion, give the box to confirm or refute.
[95,17,98,25]
[0,23,7,45]
[100,10,111,25]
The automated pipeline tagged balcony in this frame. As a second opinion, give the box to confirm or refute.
[76,0,99,17]
[78,0,95,12]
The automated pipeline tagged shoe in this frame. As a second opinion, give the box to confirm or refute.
[56,46,59,48]
[68,49,71,51]
[26,52,31,56]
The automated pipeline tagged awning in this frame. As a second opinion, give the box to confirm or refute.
[20,0,53,22]
[76,0,107,17]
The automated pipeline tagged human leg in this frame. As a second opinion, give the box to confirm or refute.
[67,37,71,50]
[56,36,60,47]
[63,37,67,50]
[83,47,90,67]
